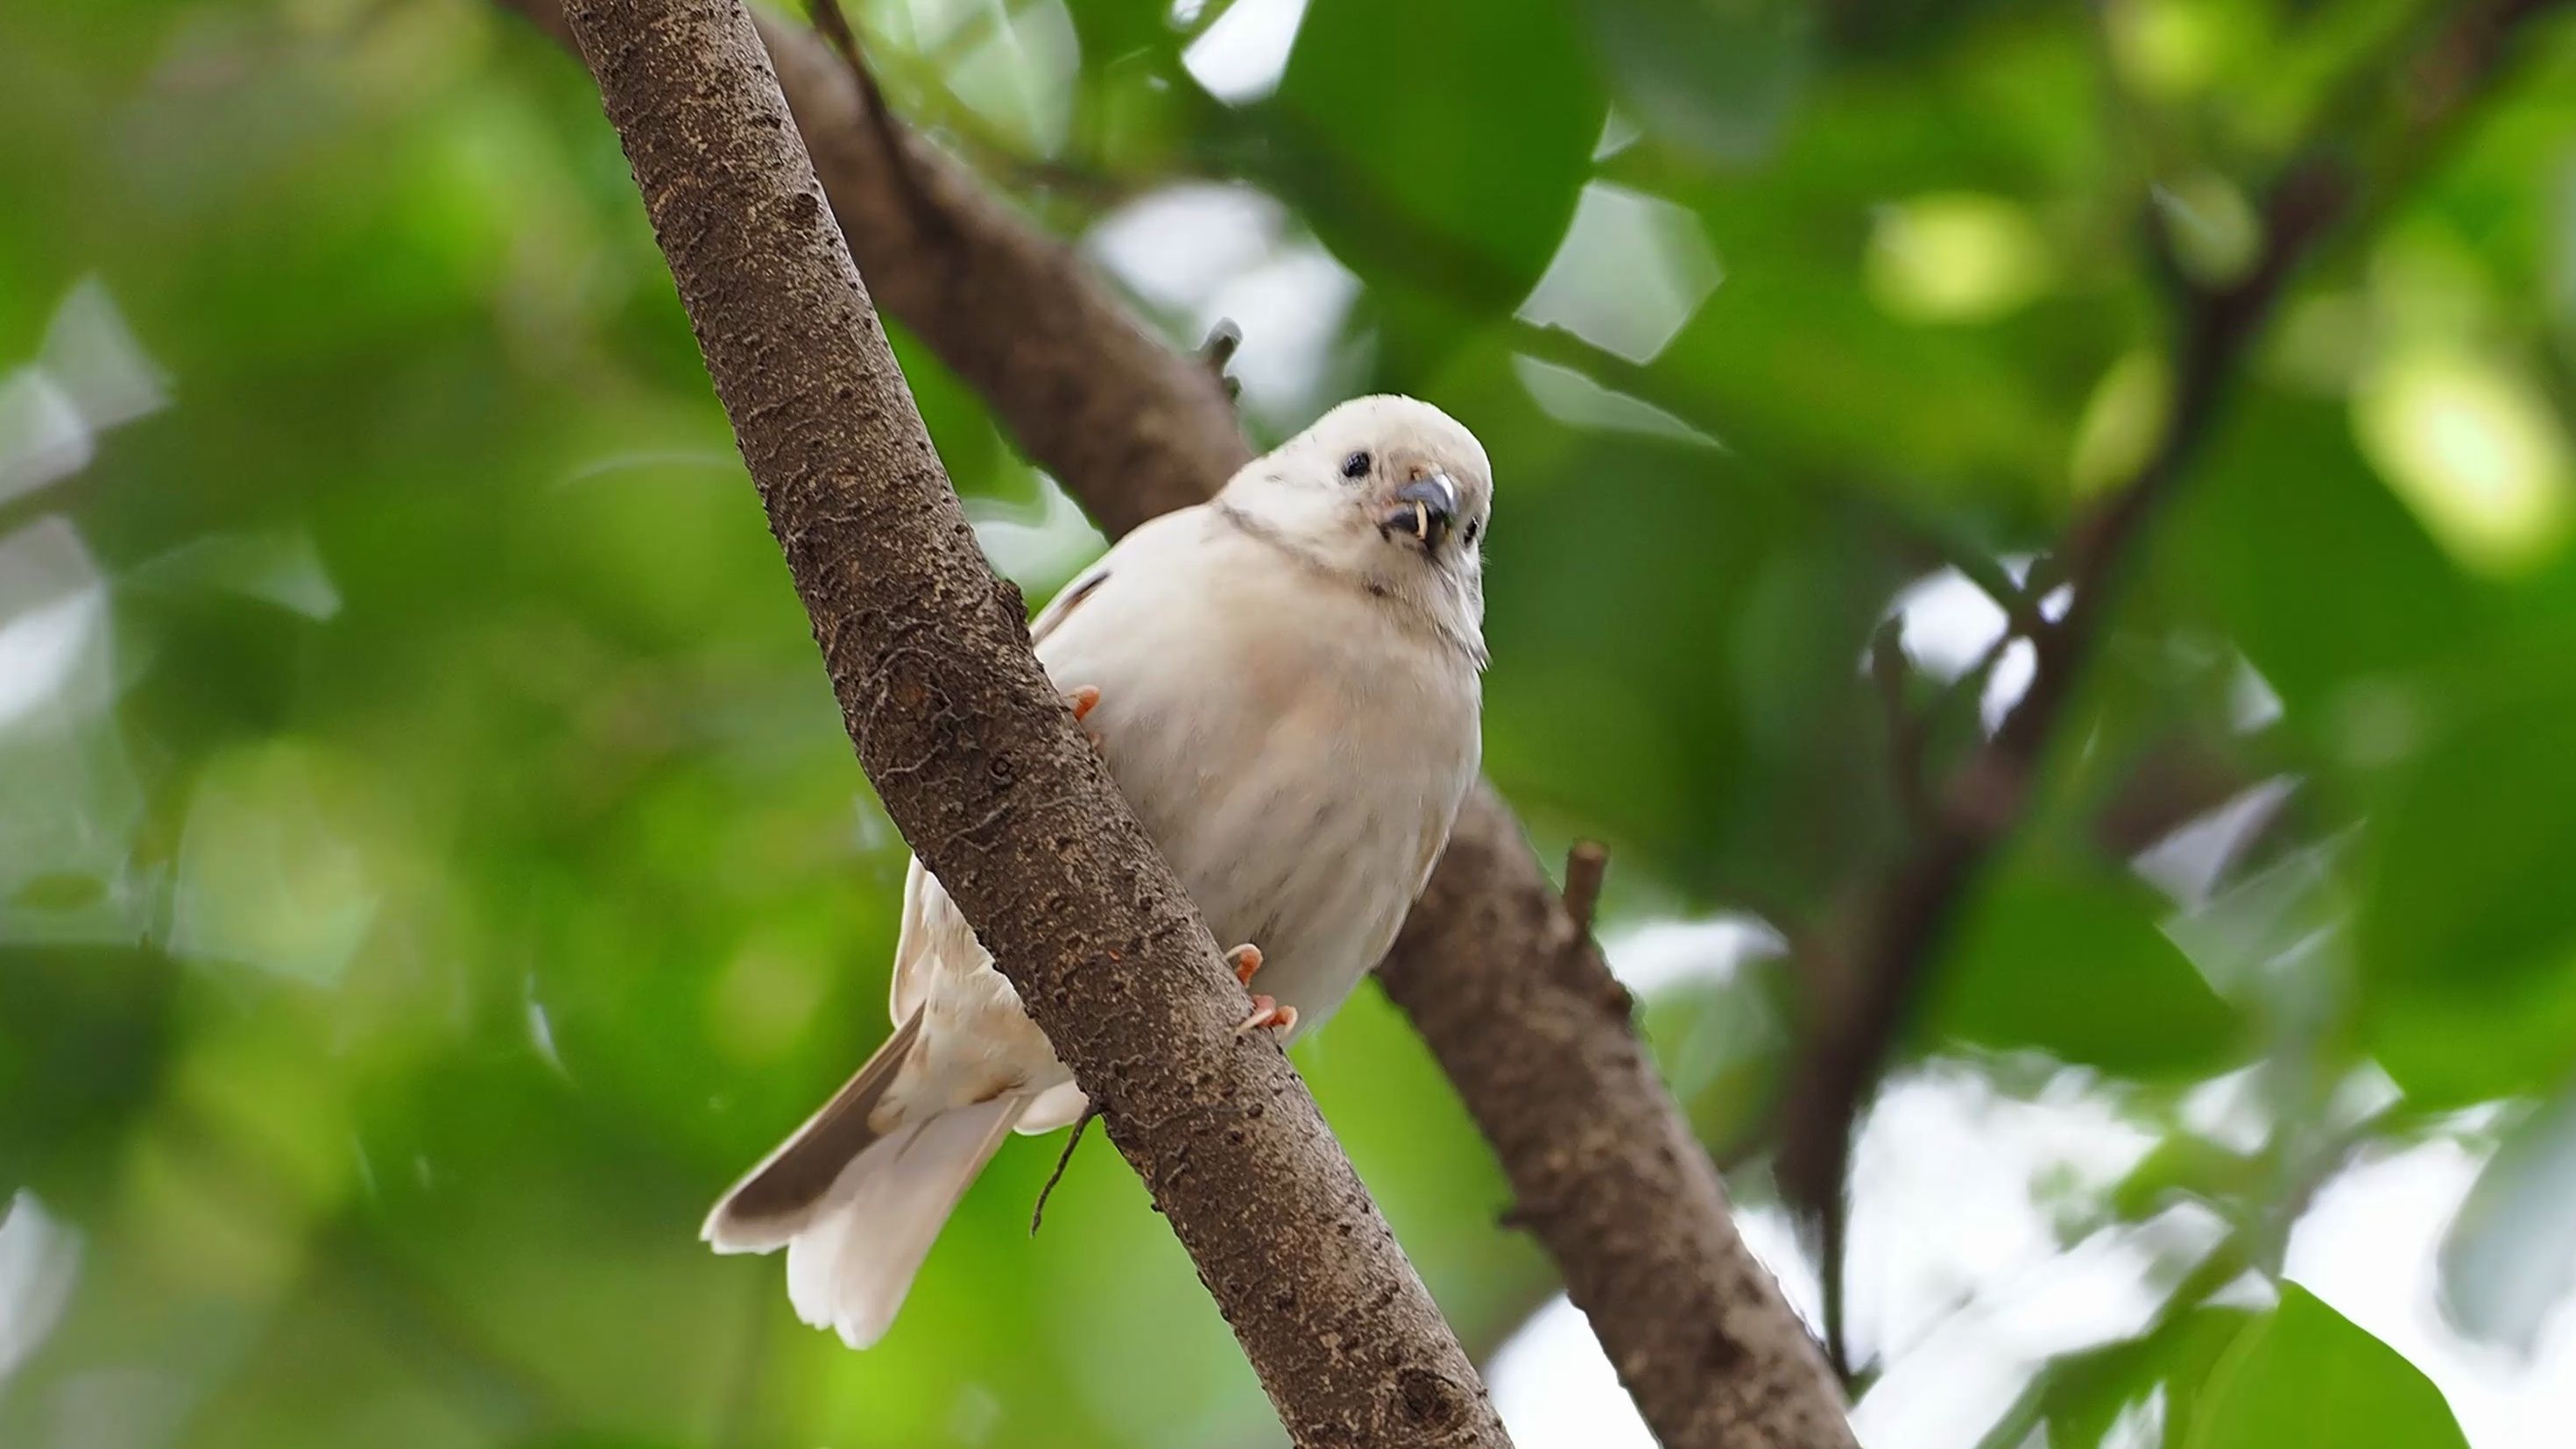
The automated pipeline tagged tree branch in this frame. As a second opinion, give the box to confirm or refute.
[1771,0,2568,1375]
[552,2,1504,1442]
[498,0,1246,538]
[800,0,949,249]
[1383,794,1853,1449]
[497,3,1853,1445]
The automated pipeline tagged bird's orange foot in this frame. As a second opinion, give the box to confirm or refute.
[1224,944,1288,1034]
[1062,684,1104,753]
[1233,993,1298,1036]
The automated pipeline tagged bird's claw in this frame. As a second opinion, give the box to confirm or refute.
[1233,993,1296,1036]
[1224,944,1289,1034]
[1062,684,1104,753]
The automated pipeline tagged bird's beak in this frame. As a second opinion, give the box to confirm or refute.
[1381,473,1458,553]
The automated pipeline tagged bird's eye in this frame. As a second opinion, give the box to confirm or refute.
[1340,451,1372,480]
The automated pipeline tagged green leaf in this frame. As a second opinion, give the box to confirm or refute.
[1923,867,2241,1078]
[2364,958,2576,1109]
[1060,0,1176,66]
[122,529,342,618]
[2157,392,2478,723]
[2108,1134,2262,1224]
[1273,0,1607,307]
[2036,1305,2255,1449]
[1583,0,1813,166]
[2185,1286,2469,1449]
[2355,684,2576,994]
[8,871,107,912]
[0,944,176,1197]
[2354,673,2576,1104]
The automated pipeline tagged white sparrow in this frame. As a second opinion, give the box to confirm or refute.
[702,395,1493,1347]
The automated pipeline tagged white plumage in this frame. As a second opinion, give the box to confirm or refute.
[702,395,1495,1347]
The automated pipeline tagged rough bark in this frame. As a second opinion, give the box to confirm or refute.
[500,3,1853,1445]
[553,3,1506,1444]
[1384,788,1855,1449]
[499,0,1245,539]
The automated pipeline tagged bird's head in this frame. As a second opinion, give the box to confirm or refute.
[1217,395,1493,658]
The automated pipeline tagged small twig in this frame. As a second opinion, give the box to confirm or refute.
[1200,318,1244,404]
[1930,618,2026,737]
[1819,1207,1854,1387]
[998,156,1158,207]
[1028,1104,1098,1236]
[1867,620,1932,830]
[870,63,1165,209]
[1200,317,1242,370]
[1561,840,1610,939]
[805,0,952,247]
[1946,548,2050,642]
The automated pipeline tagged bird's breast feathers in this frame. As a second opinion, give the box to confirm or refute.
[1030,505,1481,1028]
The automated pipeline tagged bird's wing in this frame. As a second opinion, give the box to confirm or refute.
[1030,560,1111,649]
[1027,506,1211,682]
[1027,504,1210,650]
[887,505,1209,1025]
[886,854,936,1023]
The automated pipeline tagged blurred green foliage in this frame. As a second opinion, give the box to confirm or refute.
[2188,1288,2469,1449]
[4,1,2574,1446]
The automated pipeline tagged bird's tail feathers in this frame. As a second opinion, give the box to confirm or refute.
[782,1093,1025,1347]
[702,1007,925,1255]
[703,1006,1030,1347]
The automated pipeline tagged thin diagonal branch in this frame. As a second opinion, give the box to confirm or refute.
[550,1,1505,1442]
[1869,620,1934,831]
[801,0,954,250]
[1772,0,2568,1377]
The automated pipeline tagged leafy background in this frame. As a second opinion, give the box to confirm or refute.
[4,1,2575,1446]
